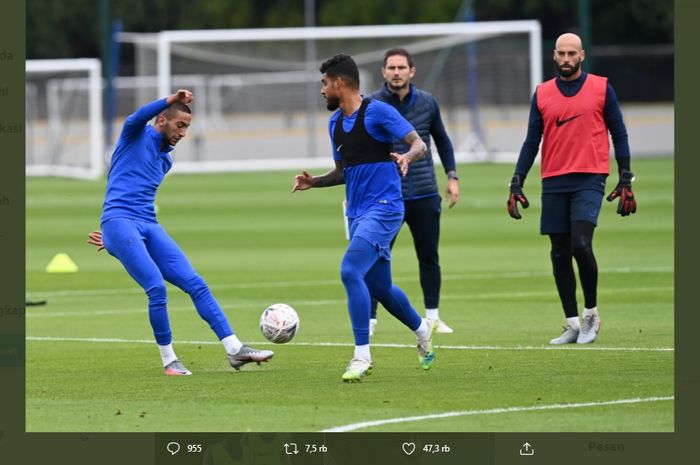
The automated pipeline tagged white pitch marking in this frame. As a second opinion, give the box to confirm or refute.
[321,396,675,432]
[25,286,673,313]
[25,299,344,318]
[25,306,192,318]
[26,266,672,298]
[25,336,674,352]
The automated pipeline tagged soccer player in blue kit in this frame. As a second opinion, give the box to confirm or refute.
[292,54,438,382]
[87,89,273,375]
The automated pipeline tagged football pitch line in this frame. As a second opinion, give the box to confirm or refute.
[26,266,673,299]
[321,396,675,432]
[24,286,673,318]
[26,336,674,352]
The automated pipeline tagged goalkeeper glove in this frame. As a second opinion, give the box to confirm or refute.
[507,174,529,219]
[606,168,637,216]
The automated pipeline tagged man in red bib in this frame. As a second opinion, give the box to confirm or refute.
[507,33,637,345]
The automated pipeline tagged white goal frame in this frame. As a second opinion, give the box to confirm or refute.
[154,21,542,100]
[26,58,104,180]
[145,21,542,173]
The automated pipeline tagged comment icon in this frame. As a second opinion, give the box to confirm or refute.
[166,442,181,456]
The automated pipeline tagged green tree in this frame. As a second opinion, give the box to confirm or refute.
[27,0,672,59]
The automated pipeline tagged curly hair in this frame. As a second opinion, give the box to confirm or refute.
[319,53,359,89]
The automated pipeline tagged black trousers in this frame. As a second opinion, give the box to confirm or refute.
[549,221,598,318]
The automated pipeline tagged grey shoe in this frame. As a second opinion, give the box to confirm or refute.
[228,344,274,371]
[164,359,192,376]
[577,313,601,344]
[549,325,580,345]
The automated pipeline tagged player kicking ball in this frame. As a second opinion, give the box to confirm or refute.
[87,90,273,375]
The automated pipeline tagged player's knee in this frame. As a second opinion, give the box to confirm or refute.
[571,221,595,257]
[550,245,572,261]
[146,282,167,304]
[550,246,573,277]
[181,274,208,296]
[340,263,362,286]
[571,235,593,258]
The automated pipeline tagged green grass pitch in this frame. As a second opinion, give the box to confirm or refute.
[26,159,673,432]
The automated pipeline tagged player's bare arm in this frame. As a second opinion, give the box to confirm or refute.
[391,130,426,177]
[292,160,345,192]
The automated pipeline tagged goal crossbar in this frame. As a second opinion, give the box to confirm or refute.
[147,21,542,100]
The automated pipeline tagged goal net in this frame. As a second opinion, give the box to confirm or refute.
[26,59,104,179]
[119,21,541,173]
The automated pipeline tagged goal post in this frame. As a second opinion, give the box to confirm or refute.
[26,58,104,180]
[135,21,542,172]
[155,21,542,100]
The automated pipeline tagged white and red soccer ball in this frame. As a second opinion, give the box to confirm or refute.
[260,303,299,344]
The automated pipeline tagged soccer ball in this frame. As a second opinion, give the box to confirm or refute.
[260,303,299,344]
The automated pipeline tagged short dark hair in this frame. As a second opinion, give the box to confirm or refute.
[319,53,360,89]
[162,102,191,119]
[383,48,414,68]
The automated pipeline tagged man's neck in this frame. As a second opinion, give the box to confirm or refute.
[340,93,363,116]
[388,83,411,101]
[153,124,168,151]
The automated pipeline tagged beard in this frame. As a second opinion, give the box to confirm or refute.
[388,80,408,92]
[325,95,340,111]
[558,61,580,78]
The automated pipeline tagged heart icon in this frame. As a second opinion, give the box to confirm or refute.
[402,442,416,455]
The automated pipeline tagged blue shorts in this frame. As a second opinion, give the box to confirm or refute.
[540,190,604,234]
[348,210,403,260]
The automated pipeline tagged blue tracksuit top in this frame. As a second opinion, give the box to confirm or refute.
[101,98,174,225]
[329,98,414,219]
[370,83,456,200]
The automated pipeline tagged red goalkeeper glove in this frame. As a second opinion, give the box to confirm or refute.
[507,174,529,219]
[606,169,637,216]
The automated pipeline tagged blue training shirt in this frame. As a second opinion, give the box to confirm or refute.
[371,83,456,200]
[101,98,174,225]
[329,99,414,218]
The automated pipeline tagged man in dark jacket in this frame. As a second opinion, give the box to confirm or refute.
[370,48,460,335]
